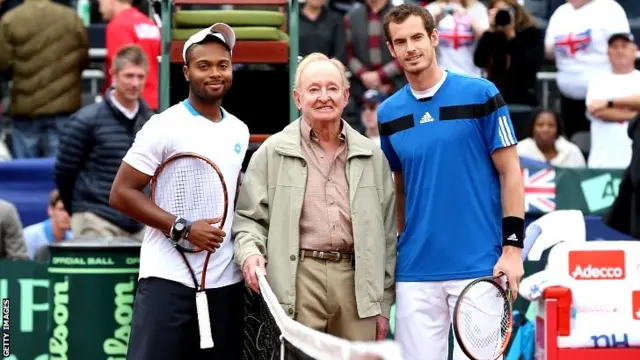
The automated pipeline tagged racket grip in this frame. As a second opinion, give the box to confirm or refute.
[195,291,215,349]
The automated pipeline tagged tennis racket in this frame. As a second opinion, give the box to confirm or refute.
[452,273,513,360]
[150,152,229,349]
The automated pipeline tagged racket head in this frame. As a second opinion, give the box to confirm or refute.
[150,152,229,253]
[452,276,513,360]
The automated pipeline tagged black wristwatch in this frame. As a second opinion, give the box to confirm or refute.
[169,217,189,243]
[607,99,614,108]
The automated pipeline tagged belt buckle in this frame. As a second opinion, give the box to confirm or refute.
[327,251,342,261]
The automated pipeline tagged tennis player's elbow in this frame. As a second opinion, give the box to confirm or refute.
[109,184,126,211]
[109,176,132,212]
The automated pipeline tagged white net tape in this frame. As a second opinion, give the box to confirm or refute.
[255,268,403,360]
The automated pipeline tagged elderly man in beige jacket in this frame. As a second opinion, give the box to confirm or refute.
[233,53,397,342]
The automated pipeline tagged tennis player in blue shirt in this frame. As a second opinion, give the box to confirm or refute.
[378,4,525,360]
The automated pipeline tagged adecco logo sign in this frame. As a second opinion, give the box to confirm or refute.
[568,250,626,280]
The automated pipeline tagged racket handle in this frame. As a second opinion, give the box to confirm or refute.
[195,291,215,349]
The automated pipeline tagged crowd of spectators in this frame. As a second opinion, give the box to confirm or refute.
[1,0,640,256]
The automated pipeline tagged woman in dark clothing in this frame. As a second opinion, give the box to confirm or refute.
[299,0,347,64]
[474,0,544,106]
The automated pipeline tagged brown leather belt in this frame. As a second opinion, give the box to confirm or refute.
[300,249,354,262]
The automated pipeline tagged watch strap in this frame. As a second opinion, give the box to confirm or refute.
[170,217,188,242]
[184,221,192,240]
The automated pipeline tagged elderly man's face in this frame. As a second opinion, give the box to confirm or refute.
[294,60,349,123]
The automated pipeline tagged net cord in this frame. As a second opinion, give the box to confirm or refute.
[255,268,403,360]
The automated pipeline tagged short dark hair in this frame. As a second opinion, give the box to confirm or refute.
[49,189,62,207]
[184,35,231,65]
[113,45,148,73]
[383,4,436,45]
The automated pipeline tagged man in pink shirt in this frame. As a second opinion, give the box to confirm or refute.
[99,0,161,110]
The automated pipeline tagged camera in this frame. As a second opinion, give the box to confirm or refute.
[495,7,514,27]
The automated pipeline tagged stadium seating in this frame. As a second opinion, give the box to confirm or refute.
[170,9,290,64]
[534,241,640,360]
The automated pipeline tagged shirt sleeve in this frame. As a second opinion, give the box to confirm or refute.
[0,20,12,72]
[606,2,631,35]
[585,75,604,122]
[585,76,602,103]
[377,107,402,172]
[470,3,490,30]
[544,11,558,49]
[481,84,517,154]
[122,115,166,176]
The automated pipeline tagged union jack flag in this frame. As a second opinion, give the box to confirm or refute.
[522,168,556,213]
[439,22,475,50]
[554,29,592,57]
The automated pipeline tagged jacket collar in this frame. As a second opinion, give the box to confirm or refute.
[104,88,153,133]
[275,118,373,160]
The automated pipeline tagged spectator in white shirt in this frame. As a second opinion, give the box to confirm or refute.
[517,109,586,167]
[544,0,630,139]
[586,33,640,169]
[427,0,490,77]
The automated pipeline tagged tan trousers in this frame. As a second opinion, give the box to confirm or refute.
[71,212,144,242]
[294,256,376,341]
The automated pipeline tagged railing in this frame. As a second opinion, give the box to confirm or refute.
[537,71,556,109]
[79,71,559,119]
[82,69,104,98]
[86,46,561,114]
[89,48,106,60]
[84,50,563,118]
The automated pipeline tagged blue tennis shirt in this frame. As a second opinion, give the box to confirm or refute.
[378,71,517,282]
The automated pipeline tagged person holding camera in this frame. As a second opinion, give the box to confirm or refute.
[473,0,543,107]
[426,0,489,77]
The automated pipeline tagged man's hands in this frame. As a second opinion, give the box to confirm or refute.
[488,8,498,27]
[493,247,524,300]
[186,218,225,253]
[375,315,390,340]
[587,99,609,114]
[243,254,267,293]
[361,71,381,90]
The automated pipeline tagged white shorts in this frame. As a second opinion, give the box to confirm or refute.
[395,279,504,360]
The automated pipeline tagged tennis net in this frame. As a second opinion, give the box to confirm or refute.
[243,268,402,360]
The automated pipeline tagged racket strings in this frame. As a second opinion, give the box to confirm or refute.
[153,156,226,251]
[456,283,511,359]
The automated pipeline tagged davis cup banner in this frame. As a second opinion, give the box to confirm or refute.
[520,167,624,216]
[0,251,139,360]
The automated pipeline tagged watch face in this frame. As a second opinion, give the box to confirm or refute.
[175,223,185,231]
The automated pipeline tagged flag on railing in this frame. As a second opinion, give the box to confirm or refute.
[522,168,556,214]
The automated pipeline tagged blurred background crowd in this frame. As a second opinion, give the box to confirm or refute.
[0,0,639,259]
